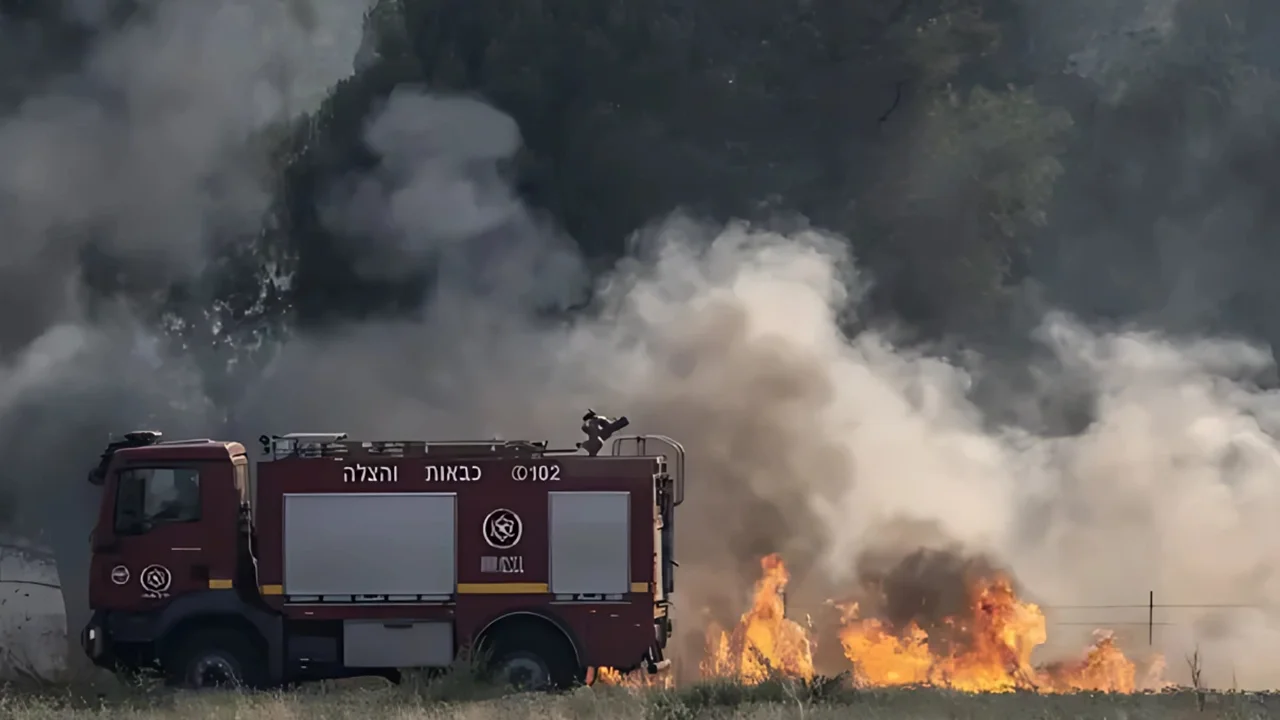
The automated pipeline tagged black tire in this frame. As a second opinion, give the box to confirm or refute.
[164,627,265,690]
[483,622,582,691]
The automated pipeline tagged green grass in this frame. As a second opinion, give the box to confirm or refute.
[1,672,1278,720]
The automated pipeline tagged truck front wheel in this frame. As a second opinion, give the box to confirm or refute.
[164,628,265,690]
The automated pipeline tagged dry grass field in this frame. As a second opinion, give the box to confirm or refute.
[1,673,1278,720]
[5,552,1271,719]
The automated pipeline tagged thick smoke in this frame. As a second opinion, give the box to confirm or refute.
[4,0,1280,693]
[247,80,1280,688]
[0,0,373,671]
[844,546,1007,658]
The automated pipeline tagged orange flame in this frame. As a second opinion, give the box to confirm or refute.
[701,553,814,682]
[601,553,816,687]
[692,555,1162,693]
[594,665,673,689]
[837,576,1140,692]
[597,555,1162,692]
[596,667,625,685]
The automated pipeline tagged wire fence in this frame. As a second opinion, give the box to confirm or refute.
[1042,591,1274,645]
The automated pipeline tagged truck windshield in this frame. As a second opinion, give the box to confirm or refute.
[114,468,201,534]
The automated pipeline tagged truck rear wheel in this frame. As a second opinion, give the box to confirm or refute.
[484,621,581,691]
[164,628,265,690]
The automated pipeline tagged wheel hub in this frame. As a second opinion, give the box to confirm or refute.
[192,655,239,688]
[500,655,549,690]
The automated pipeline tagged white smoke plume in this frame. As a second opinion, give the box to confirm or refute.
[256,83,1280,688]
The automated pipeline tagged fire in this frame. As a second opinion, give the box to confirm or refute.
[693,554,1159,693]
[838,576,1138,692]
[594,554,1162,693]
[597,667,624,684]
[594,665,672,689]
[587,554,818,687]
[701,553,814,682]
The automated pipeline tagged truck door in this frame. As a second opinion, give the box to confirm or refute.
[91,465,211,608]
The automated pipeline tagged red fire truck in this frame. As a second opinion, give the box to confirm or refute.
[80,411,683,690]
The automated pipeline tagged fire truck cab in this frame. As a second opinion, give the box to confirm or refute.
[80,411,683,690]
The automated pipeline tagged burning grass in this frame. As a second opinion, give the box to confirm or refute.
[606,552,1169,694]
[3,552,1261,719]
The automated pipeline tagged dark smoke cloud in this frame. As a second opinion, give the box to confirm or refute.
[850,546,1005,655]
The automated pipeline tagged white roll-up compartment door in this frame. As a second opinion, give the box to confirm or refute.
[284,493,456,596]
[548,491,630,595]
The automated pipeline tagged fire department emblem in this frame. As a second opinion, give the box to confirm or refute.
[483,508,523,549]
[140,564,172,593]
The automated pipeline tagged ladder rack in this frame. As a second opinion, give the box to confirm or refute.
[259,434,550,461]
[611,434,686,505]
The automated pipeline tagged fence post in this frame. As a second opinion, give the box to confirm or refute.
[1152,589,1162,645]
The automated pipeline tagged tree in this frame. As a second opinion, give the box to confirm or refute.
[268,0,1071,336]
[845,0,1072,338]
[1033,0,1280,350]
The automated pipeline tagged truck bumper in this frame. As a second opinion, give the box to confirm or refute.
[80,610,124,671]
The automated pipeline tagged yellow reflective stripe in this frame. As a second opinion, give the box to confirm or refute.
[459,582,649,594]
[263,581,651,596]
[457,582,548,594]
[208,579,233,590]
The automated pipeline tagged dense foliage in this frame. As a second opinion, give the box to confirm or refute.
[266,0,1280,349]
[6,0,1280,365]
